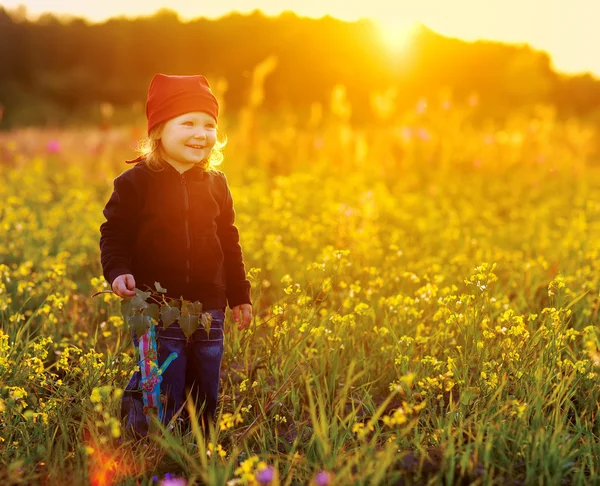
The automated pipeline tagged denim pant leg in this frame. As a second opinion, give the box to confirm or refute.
[121,324,188,438]
[121,362,148,438]
[185,309,225,428]
[121,308,225,438]
[121,323,150,438]
[156,330,188,426]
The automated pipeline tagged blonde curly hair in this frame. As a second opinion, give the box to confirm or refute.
[135,121,227,173]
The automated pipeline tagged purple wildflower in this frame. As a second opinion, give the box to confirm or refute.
[159,474,187,486]
[315,471,332,486]
[47,140,61,154]
[256,466,275,484]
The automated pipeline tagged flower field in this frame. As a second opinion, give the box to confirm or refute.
[1,92,600,485]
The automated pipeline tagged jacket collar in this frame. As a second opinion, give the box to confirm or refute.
[127,155,207,180]
[160,159,207,180]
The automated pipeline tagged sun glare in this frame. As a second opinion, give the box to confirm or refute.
[374,19,420,55]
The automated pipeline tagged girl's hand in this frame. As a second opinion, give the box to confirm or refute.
[112,274,137,298]
[232,303,253,331]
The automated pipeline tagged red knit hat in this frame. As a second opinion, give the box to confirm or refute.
[145,73,219,135]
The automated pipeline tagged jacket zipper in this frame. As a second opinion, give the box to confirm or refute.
[181,175,191,288]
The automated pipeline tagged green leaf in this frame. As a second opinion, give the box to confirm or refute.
[154,282,168,293]
[160,305,180,329]
[181,301,192,315]
[131,294,149,313]
[460,387,480,406]
[144,303,160,323]
[565,289,590,310]
[134,288,152,300]
[130,314,149,338]
[181,300,203,315]
[201,312,212,335]
[460,390,474,406]
[179,314,199,340]
[121,299,134,320]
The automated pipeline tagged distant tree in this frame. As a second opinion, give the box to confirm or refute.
[0,6,598,127]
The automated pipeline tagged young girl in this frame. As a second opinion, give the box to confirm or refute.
[99,73,253,438]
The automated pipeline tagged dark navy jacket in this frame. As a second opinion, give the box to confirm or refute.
[99,159,252,311]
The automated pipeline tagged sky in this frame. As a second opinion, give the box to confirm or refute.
[1,0,598,76]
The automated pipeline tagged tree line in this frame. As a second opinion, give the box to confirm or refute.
[0,7,599,127]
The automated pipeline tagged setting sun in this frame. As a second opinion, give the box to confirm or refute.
[1,0,599,75]
[374,19,420,55]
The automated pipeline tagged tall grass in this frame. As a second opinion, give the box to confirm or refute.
[1,75,600,484]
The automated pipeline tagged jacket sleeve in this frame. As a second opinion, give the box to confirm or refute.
[99,174,139,287]
[216,173,252,309]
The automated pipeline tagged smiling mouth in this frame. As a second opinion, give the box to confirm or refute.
[187,144,206,149]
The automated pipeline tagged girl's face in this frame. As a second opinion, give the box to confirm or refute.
[158,112,217,170]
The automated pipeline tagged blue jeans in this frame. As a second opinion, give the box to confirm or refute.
[121,308,225,438]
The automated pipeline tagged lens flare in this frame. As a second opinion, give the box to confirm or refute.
[86,439,136,486]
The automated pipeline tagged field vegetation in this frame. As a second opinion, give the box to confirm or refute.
[1,71,600,484]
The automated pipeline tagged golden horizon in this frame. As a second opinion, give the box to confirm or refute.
[1,0,598,77]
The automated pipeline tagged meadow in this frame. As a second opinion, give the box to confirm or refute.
[1,83,600,485]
